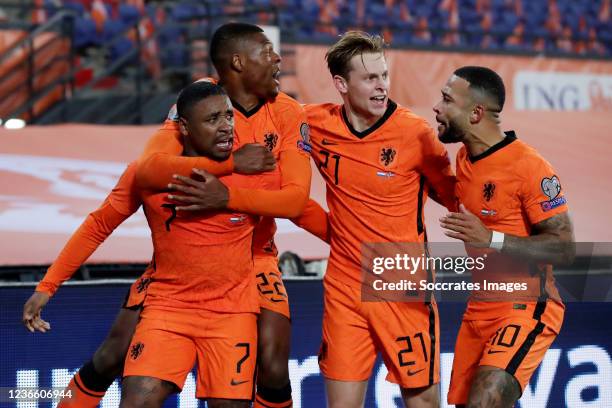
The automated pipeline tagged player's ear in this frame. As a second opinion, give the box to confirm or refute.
[178,117,189,137]
[333,74,348,94]
[470,104,485,124]
[231,53,244,73]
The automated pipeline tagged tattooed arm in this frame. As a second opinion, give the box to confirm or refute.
[441,207,575,265]
[501,212,575,265]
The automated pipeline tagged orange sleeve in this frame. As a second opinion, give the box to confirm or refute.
[136,122,234,190]
[36,163,141,296]
[227,149,311,218]
[275,95,312,158]
[418,124,457,212]
[290,199,330,243]
[108,162,142,215]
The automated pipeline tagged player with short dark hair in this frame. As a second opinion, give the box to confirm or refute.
[452,66,505,110]
[434,66,574,408]
[209,22,266,70]
[176,80,229,121]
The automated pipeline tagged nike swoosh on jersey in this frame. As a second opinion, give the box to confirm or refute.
[407,368,425,376]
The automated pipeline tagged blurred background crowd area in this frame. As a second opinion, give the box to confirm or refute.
[0,0,609,125]
[5,0,609,55]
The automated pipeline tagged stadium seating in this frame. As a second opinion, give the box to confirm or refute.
[21,0,611,58]
[0,0,608,121]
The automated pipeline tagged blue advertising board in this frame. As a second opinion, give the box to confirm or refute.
[1,282,611,407]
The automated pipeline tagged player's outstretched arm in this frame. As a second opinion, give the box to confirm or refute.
[136,123,275,190]
[291,199,331,243]
[22,203,131,332]
[22,164,141,333]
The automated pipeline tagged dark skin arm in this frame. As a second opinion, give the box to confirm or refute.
[440,205,575,265]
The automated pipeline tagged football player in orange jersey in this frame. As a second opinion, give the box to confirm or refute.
[118,81,266,408]
[21,136,275,408]
[434,66,574,408]
[300,32,456,408]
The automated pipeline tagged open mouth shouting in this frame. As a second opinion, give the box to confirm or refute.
[370,94,387,108]
[272,68,281,86]
[215,136,234,152]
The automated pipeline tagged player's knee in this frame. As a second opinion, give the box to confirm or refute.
[120,376,174,408]
[257,333,290,387]
[401,384,440,407]
[93,322,137,377]
[92,341,128,378]
[257,350,289,387]
[326,380,367,408]
[96,308,139,373]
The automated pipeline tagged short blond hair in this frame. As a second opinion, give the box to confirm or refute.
[325,31,386,79]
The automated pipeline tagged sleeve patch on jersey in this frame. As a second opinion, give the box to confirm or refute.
[300,122,310,143]
[541,196,567,212]
[541,175,561,200]
[167,104,179,122]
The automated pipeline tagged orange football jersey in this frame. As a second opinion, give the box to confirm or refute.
[141,171,260,313]
[456,132,568,327]
[227,92,311,256]
[305,101,456,288]
[137,92,312,257]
